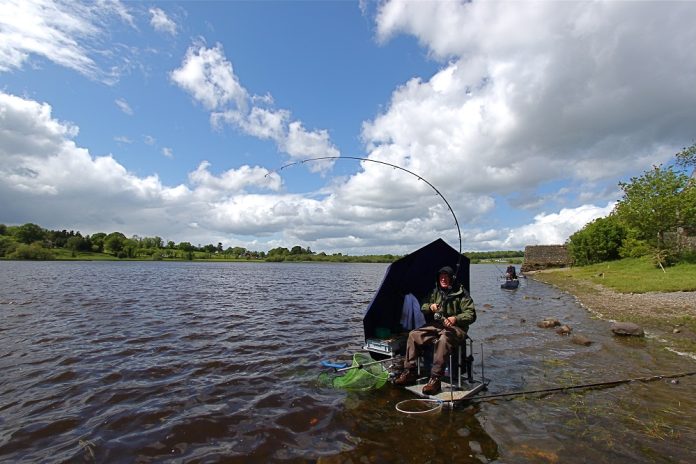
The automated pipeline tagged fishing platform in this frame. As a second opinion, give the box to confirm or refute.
[360,238,489,405]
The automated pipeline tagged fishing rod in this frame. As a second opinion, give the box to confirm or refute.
[493,263,506,278]
[267,156,463,278]
[468,370,696,403]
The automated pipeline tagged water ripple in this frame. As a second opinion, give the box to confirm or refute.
[1,261,695,463]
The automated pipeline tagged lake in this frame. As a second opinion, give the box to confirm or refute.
[1,261,694,463]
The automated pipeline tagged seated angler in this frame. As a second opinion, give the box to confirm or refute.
[394,266,477,395]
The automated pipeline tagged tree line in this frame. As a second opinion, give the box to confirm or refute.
[567,143,696,267]
[0,222,526,263]
[0,224,404,262]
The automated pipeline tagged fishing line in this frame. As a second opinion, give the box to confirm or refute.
[468,371,696,403]
[266,156,464,277]
[493,263,506,278]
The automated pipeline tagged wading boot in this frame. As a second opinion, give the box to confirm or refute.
[393,369,417,386]
[422,376,441,395]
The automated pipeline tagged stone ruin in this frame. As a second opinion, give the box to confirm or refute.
[664,227,696,252]
[521,244,571,273]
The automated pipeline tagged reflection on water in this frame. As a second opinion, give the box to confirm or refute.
[0,261,694,463]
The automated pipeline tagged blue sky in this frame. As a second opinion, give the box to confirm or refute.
[1,0,695,255]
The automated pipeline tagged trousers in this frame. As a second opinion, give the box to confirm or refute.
[403,323,466,377]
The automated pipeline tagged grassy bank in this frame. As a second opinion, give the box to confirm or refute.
[12,249,393,263]
[46,249,262,262]
[531,257,696,355]
[533,256,696,293]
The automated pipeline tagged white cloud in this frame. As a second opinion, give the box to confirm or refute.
[364,0,696,199]
[162,147,173,158]
[301,0,696,252]
[115,98,133,115]
[149,7,177,36]
[283,121,340,162]
[502,202,617,249]
[171,43,340,165]
[0,0,135,83]
[0,91,287,247]
[114,136,132,144]
[0,89,622,253]
[170,43,248,112]
[0,91,461,253]
[188,161,281,199]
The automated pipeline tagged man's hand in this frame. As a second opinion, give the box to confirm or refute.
[430,303,439,312]
[444,316,456,327]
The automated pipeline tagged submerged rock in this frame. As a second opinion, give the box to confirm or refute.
[556,324,572,335]
[610,322,644,337]
[537,319,561,328]
[571,334,592,346]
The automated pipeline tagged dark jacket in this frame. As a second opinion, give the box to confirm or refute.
[421,283,476,332]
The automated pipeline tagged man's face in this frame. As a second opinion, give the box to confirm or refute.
[438,272,451,288]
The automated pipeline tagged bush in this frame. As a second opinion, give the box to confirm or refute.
[619,233,652,259]
[568,216,626,265]
[8,244,55,260]
[0,236,17,257]
[678,250,696,264]
[652,248,678,269]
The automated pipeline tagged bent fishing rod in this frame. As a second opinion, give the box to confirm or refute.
[468,370,696,403]
[267,156,464,278]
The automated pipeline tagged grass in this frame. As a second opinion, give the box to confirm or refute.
[49,249,259,262]
[538,257,696,293]
[52,249,120,260]
[533,257,696,355]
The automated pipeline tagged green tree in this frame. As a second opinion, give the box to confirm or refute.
[104,232,127,255]
[89,232,107,253]
[66,236,87,255]
[228,246,246,258]
[268,247,290,256]
[177,242,195,260]
[140,236,163,249]
[567,215,627,265]
[618,228,652,258]
[177,241,195,252]
[614,165,691,247]
[15,223,46,244]
[675,142,696,176]
[0,235,17,257]
[122,238,138,258]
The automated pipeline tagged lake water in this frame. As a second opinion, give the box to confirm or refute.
[1,261,695,463]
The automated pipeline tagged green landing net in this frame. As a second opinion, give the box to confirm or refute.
[318,352,389,391]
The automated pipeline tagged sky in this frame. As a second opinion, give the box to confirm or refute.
[1,0,695,255]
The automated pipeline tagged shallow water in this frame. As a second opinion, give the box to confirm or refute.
[1,261,694,463]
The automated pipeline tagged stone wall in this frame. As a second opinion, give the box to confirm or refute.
[664,227,696,252]
[521,245,571,272]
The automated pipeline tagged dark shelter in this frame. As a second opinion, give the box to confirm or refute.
[362,238,470,340]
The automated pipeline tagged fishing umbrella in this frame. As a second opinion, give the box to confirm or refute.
[362,238,470,340]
